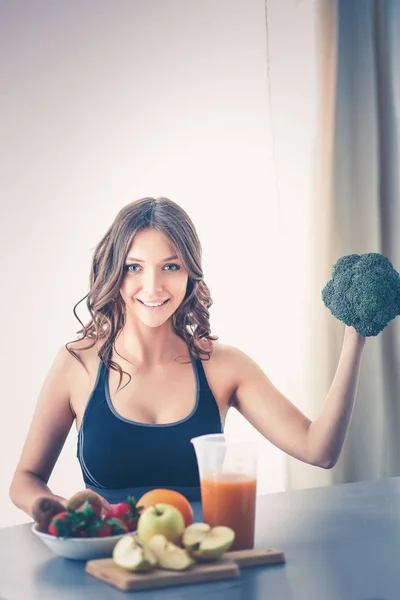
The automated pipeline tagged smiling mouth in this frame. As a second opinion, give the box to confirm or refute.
[138,299,170,308]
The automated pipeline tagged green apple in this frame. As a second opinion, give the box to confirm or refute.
[137,503,185,545]
[113,534,157,572]
[182,522,211,551]
[182,523,235,561]
[147,534,195,571]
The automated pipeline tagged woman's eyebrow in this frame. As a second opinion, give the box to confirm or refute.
[126,254,179,263]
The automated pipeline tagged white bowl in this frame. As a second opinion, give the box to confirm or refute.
[31,523,132,560]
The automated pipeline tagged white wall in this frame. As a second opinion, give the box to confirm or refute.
[1,0,290,528]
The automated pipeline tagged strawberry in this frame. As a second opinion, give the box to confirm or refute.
[103,517,130,535]
[93,522,112,537]
[69,500,100,538]
[48,511,78,537]
[76,528,90,538]
[104,496,143,532]
[75,500,100,520]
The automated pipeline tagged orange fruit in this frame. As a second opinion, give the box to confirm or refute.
[136,489,194,527]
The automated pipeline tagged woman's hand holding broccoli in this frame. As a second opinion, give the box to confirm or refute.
[322,253,400,336]
[344,324,367,343]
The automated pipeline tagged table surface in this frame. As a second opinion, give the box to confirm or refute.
[2,476,400,600]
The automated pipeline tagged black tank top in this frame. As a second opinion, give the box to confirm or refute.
[77,357,223,503]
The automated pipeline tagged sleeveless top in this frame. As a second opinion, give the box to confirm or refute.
[76,357,223,503]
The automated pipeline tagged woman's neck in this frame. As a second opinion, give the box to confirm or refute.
[113,324,187,370]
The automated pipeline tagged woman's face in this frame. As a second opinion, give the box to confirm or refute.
[119,228,189,327]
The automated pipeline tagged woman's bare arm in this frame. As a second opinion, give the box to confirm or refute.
[9,346,76,518]
[227,325,366,468]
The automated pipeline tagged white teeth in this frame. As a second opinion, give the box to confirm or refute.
[141,300,167,307]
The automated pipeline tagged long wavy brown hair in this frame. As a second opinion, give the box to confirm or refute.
[66,197,218,388]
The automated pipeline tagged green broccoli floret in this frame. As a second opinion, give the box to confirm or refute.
[322,253,400,336]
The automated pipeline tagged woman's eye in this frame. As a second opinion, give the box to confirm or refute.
[124,263,181,273]
[124,264,140,273]
[164,264,181,271]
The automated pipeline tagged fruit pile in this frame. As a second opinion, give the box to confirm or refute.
[32,487,236,571]
[32,490,142,538]
[113,489,235,572]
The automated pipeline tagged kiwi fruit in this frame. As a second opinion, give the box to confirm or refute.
[32,497,66,532]
[65,490,103,514]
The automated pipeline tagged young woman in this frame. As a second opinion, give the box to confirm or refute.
[10,197,366,517]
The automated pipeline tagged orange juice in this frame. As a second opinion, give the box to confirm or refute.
[200,472,257,550]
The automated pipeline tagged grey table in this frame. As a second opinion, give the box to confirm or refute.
[1,477,400,600]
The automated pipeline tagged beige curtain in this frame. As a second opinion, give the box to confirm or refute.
[266,0,400,490]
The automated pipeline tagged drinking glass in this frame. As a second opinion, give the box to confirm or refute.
[191,433,258,550]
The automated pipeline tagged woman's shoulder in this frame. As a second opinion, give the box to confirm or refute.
[199,340,254,409]
[57,337,103,377]
[207,339,247,362]
[204,339,250,379]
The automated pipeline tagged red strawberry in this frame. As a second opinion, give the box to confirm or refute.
[103,517,130,535]
[77,529,90,538]
[93,522,112,537]
[105,503,130,520]
[75,500,101,520]
[104,496,143,532]
[48,512,78,537]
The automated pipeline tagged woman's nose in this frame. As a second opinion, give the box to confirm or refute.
[142,269,164,293]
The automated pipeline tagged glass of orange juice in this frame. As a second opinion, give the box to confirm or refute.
[191,433,258,550]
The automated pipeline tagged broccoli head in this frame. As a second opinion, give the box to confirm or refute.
[322,253,400,336]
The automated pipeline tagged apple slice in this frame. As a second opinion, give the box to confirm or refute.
[113,535,157,572]
[183,525,235,561]
[147,534,195,571]
[182,522,211,551]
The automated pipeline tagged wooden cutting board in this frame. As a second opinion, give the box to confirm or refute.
[85,547,285,591]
